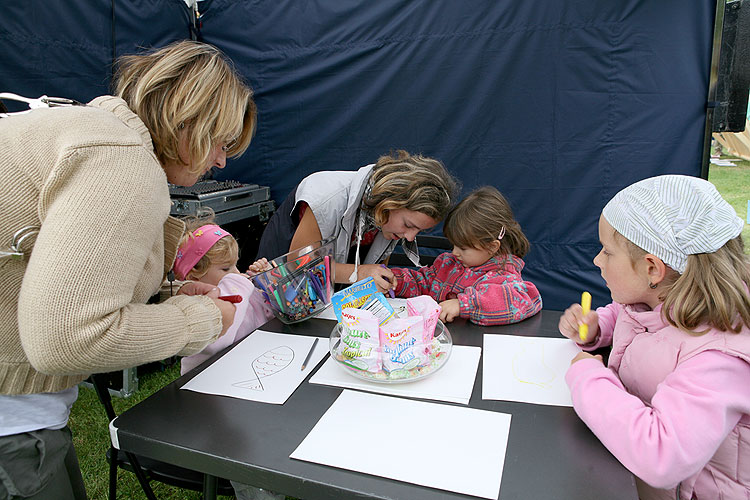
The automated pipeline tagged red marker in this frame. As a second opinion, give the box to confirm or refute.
[218,294,243,303]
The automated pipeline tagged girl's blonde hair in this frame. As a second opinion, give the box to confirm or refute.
[618,232,750,334]
[362,150,459,226]
[178,215,239,280]
[114,40,256,175]
[443,186,530,258]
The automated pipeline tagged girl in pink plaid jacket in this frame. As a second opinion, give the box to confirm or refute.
[391,186,542,326]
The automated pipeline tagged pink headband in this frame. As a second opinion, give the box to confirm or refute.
[173,224,230,280]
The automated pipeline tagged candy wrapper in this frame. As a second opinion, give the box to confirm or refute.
[338,308,381,372]
[407,295,441,343]
[332,278,375,319]
[378,316,428,373]
[361,293,396,325]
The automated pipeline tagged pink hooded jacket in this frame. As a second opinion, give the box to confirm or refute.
[181,273,274,374]
[566,302,750,500]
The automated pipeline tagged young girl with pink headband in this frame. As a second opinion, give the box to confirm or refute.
[173,222,273,375]
[173,221,282,500]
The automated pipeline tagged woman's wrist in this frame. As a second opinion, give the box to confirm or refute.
[334,262,356,284]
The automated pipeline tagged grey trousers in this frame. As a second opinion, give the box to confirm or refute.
[0,427,87,500]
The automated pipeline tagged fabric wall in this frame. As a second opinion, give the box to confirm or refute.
[0,0,714,310]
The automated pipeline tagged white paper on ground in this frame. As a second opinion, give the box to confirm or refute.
[482,334,581,407]
[291,390,511,499]
[310,345,480,404]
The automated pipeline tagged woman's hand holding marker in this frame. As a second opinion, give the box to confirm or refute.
[177,282,235,337]
[356,264,396,295]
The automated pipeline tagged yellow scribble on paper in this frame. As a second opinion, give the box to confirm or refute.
[511,345,556,388]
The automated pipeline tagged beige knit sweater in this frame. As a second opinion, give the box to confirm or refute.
[0,96,221,395]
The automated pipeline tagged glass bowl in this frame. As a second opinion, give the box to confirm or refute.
[329,320,452,383]
[251,238,335,324]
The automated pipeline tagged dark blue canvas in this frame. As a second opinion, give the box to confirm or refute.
[0,0,713,310]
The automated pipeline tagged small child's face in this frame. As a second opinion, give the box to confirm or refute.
[451,245,494,268]
[197,260,240,286]
[593,216,650,305]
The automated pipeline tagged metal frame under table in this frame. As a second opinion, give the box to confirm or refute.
[113,310,637,500]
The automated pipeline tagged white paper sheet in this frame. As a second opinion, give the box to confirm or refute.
[315,297,408,321]
[482,334,581,407]
[310,345,480,404]
[291,390,511,499]
[181,330,328,404]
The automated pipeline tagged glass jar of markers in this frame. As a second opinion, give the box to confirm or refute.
[251,238,335,324]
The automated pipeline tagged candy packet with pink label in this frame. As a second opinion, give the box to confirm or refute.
[378,316,427,373]
[406,295,441,343]
[339,308,381,372]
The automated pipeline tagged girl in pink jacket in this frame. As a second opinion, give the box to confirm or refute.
[173,222,274,375]
[173,221,281,500]
[390,186,542,326]
[559,175,750,500]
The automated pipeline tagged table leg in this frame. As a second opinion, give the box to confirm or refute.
[202,474,217,500]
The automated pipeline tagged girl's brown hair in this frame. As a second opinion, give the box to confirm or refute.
[618,233,750,334]
[443,186,530,258]
[361,150,459,226]
[177,215,239,280]
[115,40,256,175]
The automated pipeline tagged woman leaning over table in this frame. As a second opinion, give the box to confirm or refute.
[0,41,254,499]
[255,150,460,293]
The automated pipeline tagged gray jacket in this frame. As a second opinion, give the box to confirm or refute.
[296,164,419,280]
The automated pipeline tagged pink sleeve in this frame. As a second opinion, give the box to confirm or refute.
[456,274,542,326]
[219,274,273,344]
[565,351,750,488]
[180,275,272,375]
[391,255,444,297]
[581,302,619,351]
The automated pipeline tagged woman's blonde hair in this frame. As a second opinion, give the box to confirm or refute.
[362,150,459,226]
[618,233,750,334]
[443,186,530,258]
[178,214,239,280]
[114,40,256,175]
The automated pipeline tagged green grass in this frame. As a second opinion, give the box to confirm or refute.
[68,160,750,499]
[707,157,750,253]
[70,363,233,499]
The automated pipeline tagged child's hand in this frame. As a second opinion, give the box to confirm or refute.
[438,299,461,323]
[558,303,600,344]
[246,258,272,277]
[571,351,603,365]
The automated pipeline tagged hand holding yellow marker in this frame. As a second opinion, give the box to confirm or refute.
[579,291,592,342]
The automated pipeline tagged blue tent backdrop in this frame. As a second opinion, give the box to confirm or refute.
[0,0,714,310]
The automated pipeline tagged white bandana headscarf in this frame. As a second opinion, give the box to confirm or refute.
[602,175,744,274]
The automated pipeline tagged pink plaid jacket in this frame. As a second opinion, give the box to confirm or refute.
[391,253,542,326]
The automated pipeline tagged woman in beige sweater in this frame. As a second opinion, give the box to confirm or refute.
[0,41,255,499]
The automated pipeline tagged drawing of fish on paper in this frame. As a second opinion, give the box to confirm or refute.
[232,346,294,391]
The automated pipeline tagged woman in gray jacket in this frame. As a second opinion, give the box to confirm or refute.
[256,150,459,292]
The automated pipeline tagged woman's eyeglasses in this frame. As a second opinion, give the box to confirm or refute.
[221,138,237,152]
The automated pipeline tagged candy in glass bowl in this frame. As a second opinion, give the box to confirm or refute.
[329,317,452,384]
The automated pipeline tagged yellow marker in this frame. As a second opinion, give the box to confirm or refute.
[579,291,592,342]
